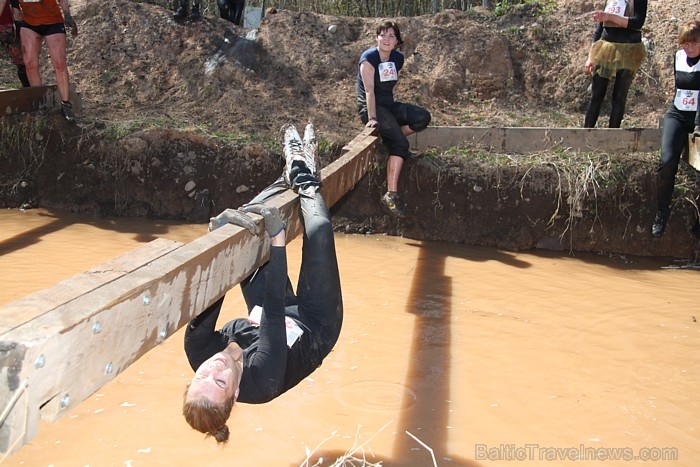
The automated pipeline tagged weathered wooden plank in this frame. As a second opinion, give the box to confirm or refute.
[0,127,378,457]
[0,85,85,117]
[408,127,661,154]
[0,238,184,335]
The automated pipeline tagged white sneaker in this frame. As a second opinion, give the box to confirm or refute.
[302,123,319,177]
[282,123,304,186]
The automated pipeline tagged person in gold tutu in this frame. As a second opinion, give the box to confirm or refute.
[583,0,647,128]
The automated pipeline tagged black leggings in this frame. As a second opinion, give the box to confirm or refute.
[240,178,343,357]
[656,108,695,213]
[584,69,635,128]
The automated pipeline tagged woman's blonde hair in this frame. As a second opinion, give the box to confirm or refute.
[678,20,700,45]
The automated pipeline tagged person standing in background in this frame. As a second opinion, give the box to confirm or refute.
[651,20,700,238]
[0,0,28,87]
[583,0,647,128]
[6,0,78,122]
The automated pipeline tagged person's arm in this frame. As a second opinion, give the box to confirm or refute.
[57,0,70,16]
[245,245,288,400]
[184,296,230,371]
[9,0,20,22]
[360,60,378,127]
[584,47,595,76]
[592,0,646,30]
[236,203,288,400]
[270,227,286,247]
[593,9,628,28]
[584,31,600,76]
[58,0,77,36]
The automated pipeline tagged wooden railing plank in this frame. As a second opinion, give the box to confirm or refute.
[409,127,660,154]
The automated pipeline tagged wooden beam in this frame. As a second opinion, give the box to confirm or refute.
[0,127,378,457]
[408,126,661,154]
[0,85,82,117]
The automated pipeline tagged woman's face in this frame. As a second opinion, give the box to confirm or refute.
[187,351,241,405]
[376,27,398,53]
[681,41,700,58]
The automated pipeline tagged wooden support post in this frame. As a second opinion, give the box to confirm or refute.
[0,127,378,457]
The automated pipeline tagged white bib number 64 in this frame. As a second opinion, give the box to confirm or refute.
[675,89,699,112]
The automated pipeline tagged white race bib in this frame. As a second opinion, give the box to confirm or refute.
[674,89,699,111]
[378,61,398,82]
[604,0,626,15]
[248,305,304,348]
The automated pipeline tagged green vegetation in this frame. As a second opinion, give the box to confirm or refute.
[493,0,557,17]
[103,117,176,141]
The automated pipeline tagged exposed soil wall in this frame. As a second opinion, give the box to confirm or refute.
[2,116,699,258]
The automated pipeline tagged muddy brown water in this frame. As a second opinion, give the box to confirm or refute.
[1,209,698,466]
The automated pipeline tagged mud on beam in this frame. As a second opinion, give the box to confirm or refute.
[0,128,378,459]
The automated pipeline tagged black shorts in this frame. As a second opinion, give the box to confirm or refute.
[19,22,66,37]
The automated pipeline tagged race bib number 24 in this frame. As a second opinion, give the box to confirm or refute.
[378,61,398,82]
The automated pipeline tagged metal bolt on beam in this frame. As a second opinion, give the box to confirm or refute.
[34,354,46,369]
[59,394,70,409]
[92,322,102,334]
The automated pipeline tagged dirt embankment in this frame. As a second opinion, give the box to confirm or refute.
[1,0,700,258]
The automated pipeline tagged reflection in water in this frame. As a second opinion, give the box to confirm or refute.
[1,209,698,466]
[0,209,204,305]
[335,381,417,411]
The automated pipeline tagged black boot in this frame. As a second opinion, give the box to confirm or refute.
[651,209,669,238]
[61,100,76,123]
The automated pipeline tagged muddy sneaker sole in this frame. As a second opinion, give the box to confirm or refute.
[381,192,406,218]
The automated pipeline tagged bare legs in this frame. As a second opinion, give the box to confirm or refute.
[386,124,415,192]
[21,28,71,102]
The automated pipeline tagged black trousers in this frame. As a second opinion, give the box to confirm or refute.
[360,101,431,159]
[240,178,343,358]
[584,70,635,128]
[656,107,696,212]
